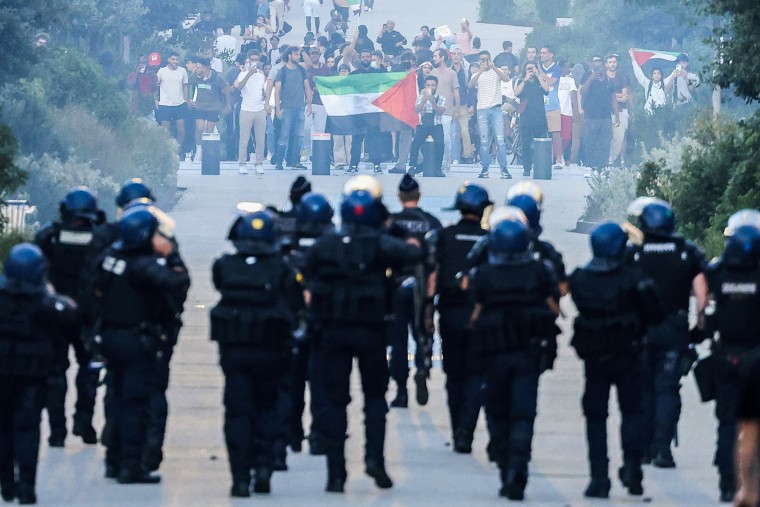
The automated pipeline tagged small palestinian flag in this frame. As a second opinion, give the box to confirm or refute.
[348,0,362,12]
[631,48,680,76]
[316,71,419,135]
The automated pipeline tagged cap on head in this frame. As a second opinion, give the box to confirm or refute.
[639,201,675,237]
[490,219,530,255]
[234,210,277,244]
[290,176,312,204]
[450,183,491,217]
[676,53,689,63]
[116,178,155,208]
[297,193,334,225]
[398,174,419,194]
[3,243,47,291]
[117,207,158,250]
[60,187,99,221]
[341,190,382,227]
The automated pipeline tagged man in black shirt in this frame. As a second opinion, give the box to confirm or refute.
[514,62,550,177]
[376,20,407,57]
[347,50,385,174]
[579,56,619,177]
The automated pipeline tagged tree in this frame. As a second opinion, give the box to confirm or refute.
[0,123,26,199]
[479,0,516,24]
[698,0,760,102]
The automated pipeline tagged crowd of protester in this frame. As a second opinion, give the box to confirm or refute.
[128,3,698,178]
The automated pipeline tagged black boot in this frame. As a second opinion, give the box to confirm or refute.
[16,484,35,505]
[117,461,161,485]
[253,467,272,494]
[618,463,643,496]
[652,445,675,468]
[47,432,65,448]
[309,433,327,456]
[1,482,15,502]
[719,473,735,503]
[390,388,408,409]
[584,477,611,498]
[72,413,97,445]
[325,444,347,493]
[498,468,527,501]
[414,371,429,406]
[229,475,251,498]
[453,431,472,454]
[141,444,163,472]
[365,459,393,489]
[272,439,288,471]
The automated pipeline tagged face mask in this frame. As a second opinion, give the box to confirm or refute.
[402,61,412,70]
[370,61,378,69]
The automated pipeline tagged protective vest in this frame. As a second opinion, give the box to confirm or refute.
[97,250,166,329]
[628,236,703,315]
[474,261,558,353]
[391,207,441,278]
[569,267,647,360]
[536,240,567,282]
[37,222,95,298]
[308,232,388,325]
[705,260,760,349]
[435,220,487,305]
[0,291,68,378]
[210,254,293,345]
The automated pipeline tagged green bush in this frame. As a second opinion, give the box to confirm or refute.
[580,168,638,222]
[479,0,516,24]
[536,0,569,24]
[0,231,29,269]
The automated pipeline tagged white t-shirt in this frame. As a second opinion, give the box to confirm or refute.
[216,34,237,57]
[476,69,502,110]
[235,70,267,112]
[210,57,223,73]
[557,75,577,116]
[500,79,516,101]
[156,66,188,106]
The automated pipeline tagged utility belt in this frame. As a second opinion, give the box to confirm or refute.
[475,308,559,354]
[310,284,386,326]
[0,338,53,379]
[645,310,689,350]
[694,342,760,403]
[210,304,291,346]
[571,312,642,361]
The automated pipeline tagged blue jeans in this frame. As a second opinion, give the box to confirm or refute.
[273,108,304,167]
[476,105,507,170]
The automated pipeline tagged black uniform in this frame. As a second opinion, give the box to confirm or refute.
[387,206,442,393]
[285,221,332,454]
[430,218,487,447]
[93,244,190,478]
[211,242,304,490]
[703,258,760,494]
[0,283,77,502]
[627,235,704,460]
[466,234,567,285]
[304,225,422,485]
[470,254,559,496]
[34,220,100,445]
[569,262,661,491]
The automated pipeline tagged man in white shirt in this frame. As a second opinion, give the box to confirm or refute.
[665,52,699,106]
[155,52,190,152]
[235,50,270,174]
[557,61,578,168]
[468,50,510,179]
[216,26,238,59]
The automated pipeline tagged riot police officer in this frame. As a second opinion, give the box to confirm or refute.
[387,174,442,408]
[627,199,706,467]
[570,222,662,499]
[303,182,422,493]
[34,187,104,447]
[469,219,560,500]
[92,207,190,484]
[287,192,334,456]
[427,183,490,453]
[275,176,313,241]
[700,217,760,503]
[0,244,78,505]
[211,209,304,497]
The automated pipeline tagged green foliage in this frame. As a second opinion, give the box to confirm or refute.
[580,168,639,222]
[0,123,26,199]
[536,0,569,24]
[479,0,516,24]
[0,232,29,267]
[697,0,760,102]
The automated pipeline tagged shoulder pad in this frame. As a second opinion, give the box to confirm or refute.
[424,228,440,245]
[706,257,722,272]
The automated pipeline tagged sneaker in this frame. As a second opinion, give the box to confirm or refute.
[522,169,531,177]
[553,164,563,171]
[238,164,249,175]
[275,164,284,171]
[408,165,422,175]
[388,166,405,174]
[367,7,373,12]
[195,147,202,162]
[477,169,489,179]
[345,166,358,174]
[289,163,307,170]
[500,168,512,179]
[373,164,383,174]
[254,164,264,175]
[584,168,594,178]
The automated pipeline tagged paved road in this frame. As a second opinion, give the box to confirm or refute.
[35,1,724,505]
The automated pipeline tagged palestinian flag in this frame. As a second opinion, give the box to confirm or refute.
[631,48,680,76]
[316,71,419,135]
[348,0,362,12]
